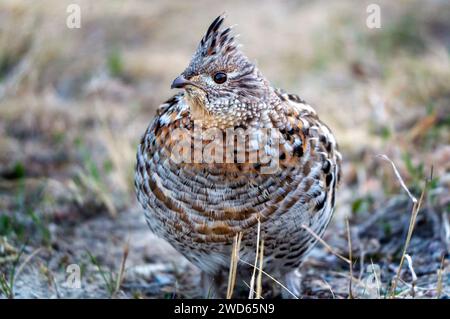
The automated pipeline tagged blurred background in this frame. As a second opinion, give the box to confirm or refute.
[0,0,449,298]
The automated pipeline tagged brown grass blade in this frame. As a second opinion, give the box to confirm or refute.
[389,185,425,297]
[113,241,129,297]
[256,239,264,299]
[436,256,445,299]
[346,219,354,299]
[249,217,261,299]
[227,232,242,299]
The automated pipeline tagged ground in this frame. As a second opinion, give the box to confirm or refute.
[0,0,449,299]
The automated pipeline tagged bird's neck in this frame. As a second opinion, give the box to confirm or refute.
[185,91,279,130]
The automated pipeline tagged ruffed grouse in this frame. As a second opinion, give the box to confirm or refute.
[135,15,341,298]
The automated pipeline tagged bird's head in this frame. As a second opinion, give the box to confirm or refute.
[171,14,275,126]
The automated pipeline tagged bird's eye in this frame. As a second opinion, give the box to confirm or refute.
[213,72,227,84]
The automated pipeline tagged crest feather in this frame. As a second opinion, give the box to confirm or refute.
[197,14,238,58]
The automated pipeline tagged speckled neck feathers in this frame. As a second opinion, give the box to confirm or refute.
[178,14,278,128]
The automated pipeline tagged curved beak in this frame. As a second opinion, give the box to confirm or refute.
[171,75,190,89]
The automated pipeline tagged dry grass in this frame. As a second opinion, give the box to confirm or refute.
[113,241,130,298]
[389,186,425,297]
[237,258,299,299]
[226,232,242,299]
[301,224,351,264]
[346,219,354,299]
[436,256,445,299]
[377,154,427,297]
[256,239,264,299]
[248,217,261,299]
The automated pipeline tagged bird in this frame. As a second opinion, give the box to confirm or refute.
[135,14,341,298]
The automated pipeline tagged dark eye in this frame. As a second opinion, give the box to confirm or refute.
[213,72,227,84]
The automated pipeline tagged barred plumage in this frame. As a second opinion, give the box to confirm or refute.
[135,15,341,298]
